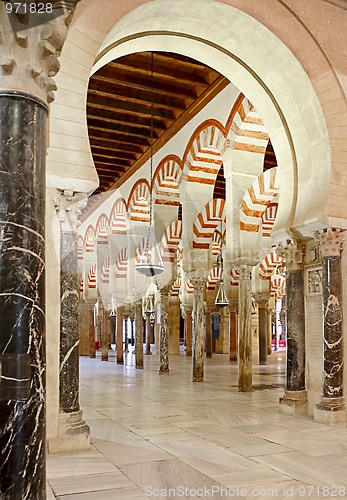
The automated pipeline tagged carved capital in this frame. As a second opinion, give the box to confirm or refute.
[54,190,87,232]
[189,277,206,291]
[0,8,73,103]
[253,294,270,308]
[276,239,305,270]
[315,227,343,258]
[236,264,253,280]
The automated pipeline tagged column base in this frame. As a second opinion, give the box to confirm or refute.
[279,389,307,415]
[48,410,90,453]
[314,397,346,424]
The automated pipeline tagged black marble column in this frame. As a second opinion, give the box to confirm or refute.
[276,239,307,413]
[124,317,129,353]
[60,231,80,413]
[205,306,213,358]
[116,307,124,364]
[145,315,152,355]
[101,305,109,362]
[184,307,193,357]
[0,92,47,499]
[315,229,345,422]
[88,304,96,358]
[229,305,238,361]
[285,269,305,391]
[238,265,253,392]
[135,302,144,369]
[191,278,206,382]
[159,286,170,375]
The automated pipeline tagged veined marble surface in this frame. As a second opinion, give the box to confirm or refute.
[47,352,347,499]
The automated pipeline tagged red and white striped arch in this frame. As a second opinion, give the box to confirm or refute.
[262,202,278,238]
[211,230,223,256]
[231,98,269,155]
[95,213,109,241]
[110,198,127,234]
[79,274,84,294]
[115,248,128,279]
[153,155,182,206]
[184,121,225,186]
[88,264,97,289]
[170,276,182,297]
[193,199,225,249]
[230,267,240,287]
[259,249,285,280]
[271,274,286,298]
[160,220,182,263]
[128,179,150,223]
[84,225,95,253]
[186,280,194,295]
[77,235,84,261]
[240,168,279,234]
[101,256,110,284]
[206,266,221,291]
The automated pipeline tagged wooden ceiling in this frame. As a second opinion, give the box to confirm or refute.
[84,51,229,216]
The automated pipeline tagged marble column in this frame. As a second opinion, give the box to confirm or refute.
[168,300,181,355]
[159,285,171,375]
[135,302,144,369]
[145,315,152,355]
[0,91,48,499]
[101,305,109,362]
[238,265,253,391]
[50,192,90,453]
[116,307,124,365]
[254,295,269,365]
[78,299,90,356]
[205,306,213,358]
[229,305,238,361]
[184,306,193,356]
[315,228,346,423]
[267,305,272,356]
[277,239,307,414]
[124,317,129,353]
[191,278,206,382]
[88,304,96,358]
[216,308,230,353]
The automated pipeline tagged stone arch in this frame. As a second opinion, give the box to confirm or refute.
[87,263,97,289]
[84,225,95,253]
[259,249,284,281]
[193,199,225,249]
[153,155,183,206]
[160,220,182,263]
[206,266,221,291]
[240,168,279,236]
[115,248,128,279]
[95,213,109,240]
[101,256,110,284]
[77,235,84,261]
[110,197,127,234]
[127,179,150,223]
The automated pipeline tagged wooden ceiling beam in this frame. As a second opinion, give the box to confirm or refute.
[89,135,145,155]
[88,126,150,147]
[88,119,157,141]
[87,110,167,131]
[87,97,176,121]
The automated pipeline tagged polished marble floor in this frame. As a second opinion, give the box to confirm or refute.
[47,351,347,499]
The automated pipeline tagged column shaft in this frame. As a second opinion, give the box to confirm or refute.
[191,279,205,382]
[229,308,237,361]
[205,307,212,358]
[238,266,252,391]
[159,287,170,374]
[101,307,109,362]
[135,302,144,369]
[88,306,96,358]
[286,269,305,390]
[185,309,192,357]
[0,92,47,499]
[145,315,152,355]
[116,307,124,364]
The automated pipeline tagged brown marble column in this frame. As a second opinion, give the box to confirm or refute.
[254,295,269,365]
[229,304,238,361]
[124,316,129,353]
[101,305,109,362]
[314,228,346,423]
[238,265,253,392]
[135,301,144,369]
[267,305,272,356]
[205,306,213,358]
[88,304,96,358]
[159,285,172,375]
[116,306,124,365]
[277,240,307,414]
[184,307,193,356]
[191,278,206,382]
[216,308,230,353]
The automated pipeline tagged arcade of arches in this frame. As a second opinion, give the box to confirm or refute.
[0,0,347,498]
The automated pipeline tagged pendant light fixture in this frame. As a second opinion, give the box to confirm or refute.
[135,52,164,278]
[144,294,156,326]
[214,219,229,308]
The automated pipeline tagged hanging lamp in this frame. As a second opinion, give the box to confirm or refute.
[135,52,164,278]
[144,293,156,326]
[214,221,229,308]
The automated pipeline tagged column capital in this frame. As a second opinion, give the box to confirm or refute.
[0,11,72,104]
[276,238,305,270]
[253,294,270,307]
[189,276,206,290]
[235,263,253,280]
[314,227,343,257]
[54,190,87,232]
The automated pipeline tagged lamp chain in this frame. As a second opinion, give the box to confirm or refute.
[149,51,154,226]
